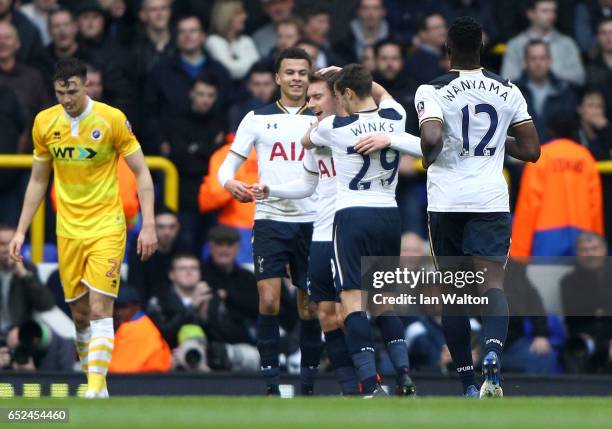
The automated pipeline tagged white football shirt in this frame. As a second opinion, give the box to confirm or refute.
[303,146,336,242]
[231,101,318,222]
[310,99,407,211]
[415,69,532,212]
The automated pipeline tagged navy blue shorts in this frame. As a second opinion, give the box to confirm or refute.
[252,220,313,289]
[307,241,338,303]
[427,212,511,266]
[332,207,401,292]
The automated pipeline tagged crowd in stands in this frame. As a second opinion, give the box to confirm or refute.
[0,0,611,377]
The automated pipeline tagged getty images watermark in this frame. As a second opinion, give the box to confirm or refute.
[370,266,489,306]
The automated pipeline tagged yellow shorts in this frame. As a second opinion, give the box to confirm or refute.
[57,231,126,303]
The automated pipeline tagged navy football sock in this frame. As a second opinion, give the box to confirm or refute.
[324,328,359,395]
[300,319,322,390]
[344,311,377,394]
[375,313,409,379]
[257,314,280,388]
[442,309,475,392]
[481,288,509,360]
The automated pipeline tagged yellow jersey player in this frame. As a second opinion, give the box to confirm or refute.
[8,58,158,398]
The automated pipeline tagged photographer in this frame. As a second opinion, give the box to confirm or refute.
[147,253,259,371]
[0,224,54,336]
[2,320,74,371]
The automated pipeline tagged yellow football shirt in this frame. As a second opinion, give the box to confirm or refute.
[32,98,141,239]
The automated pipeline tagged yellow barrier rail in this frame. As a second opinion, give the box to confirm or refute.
[0,155,178,263]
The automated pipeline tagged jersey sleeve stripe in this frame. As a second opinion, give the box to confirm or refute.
[510,118,534,128]
[33,154,52,162]
[303,165,318,175]
[419,117,444,126]
[229,149,248,160]
[122,144,141,158]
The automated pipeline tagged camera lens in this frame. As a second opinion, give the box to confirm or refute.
[185,348,202,368]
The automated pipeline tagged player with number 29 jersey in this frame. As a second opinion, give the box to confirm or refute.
[310,98,406,211]
[415,70,531,212]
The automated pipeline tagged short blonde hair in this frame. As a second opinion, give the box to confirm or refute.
[210,0,244,36]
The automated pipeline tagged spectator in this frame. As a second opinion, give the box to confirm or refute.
[143,14,231,154]
[202,225,259,323]
[361,45,375,72]
[128,207,188,303]
[404,13,447,85]
[0,0,43,66]
[0,87,26,226]
[300,5,343,68]
[263,16,302,66]
[493,0,577,45]
[228,61,276,131]
[372,39,418,132]
[501,0,585,86]
[109,286,172,373]
[561,232,612,373]
[199,137,257,265]
[0,21,50,150]
[334,0,389,63]
[160,74,226,252]
[74,1,135,120]
[511,112,604,258]
[205,0,259,82]
[252,0,295,57]
[440,0,497,43]
[147,253,257,349]
[40,8,134,121]
[383,0,440,44]
[85,63,104,101]
[19,0,57,46]
[131,0,174,78]
[295,38,320,67]
[514,40,578,142]
[575,0,612,53]
[577,87,612,160]
[503,260,560,374]
[0,224,54,336]
[585,18,612,87]
[7,320,74,371]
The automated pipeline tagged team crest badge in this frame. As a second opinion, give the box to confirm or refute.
[91,129,102,141]
[417,101,425,118]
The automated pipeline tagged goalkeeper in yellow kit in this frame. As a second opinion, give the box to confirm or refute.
[8,58,158,398]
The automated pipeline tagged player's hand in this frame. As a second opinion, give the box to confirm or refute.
[137,224,158,262]
[529,336,552,355]
[354,134,391,155]
[317,65,341,76]
[250,183,270,200]
[8,232,25,263]
[225,179,254,203]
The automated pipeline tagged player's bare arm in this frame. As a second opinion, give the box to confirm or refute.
[125,149,158,261]
[9,160,52,262]
[420,119,444,168]
[506,121,541,163]
[218,151,253,203]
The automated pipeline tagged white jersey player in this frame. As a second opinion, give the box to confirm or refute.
[217,48,322,396]
[416,17,540,399]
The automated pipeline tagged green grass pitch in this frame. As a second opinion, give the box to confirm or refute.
[2,397,611,429]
